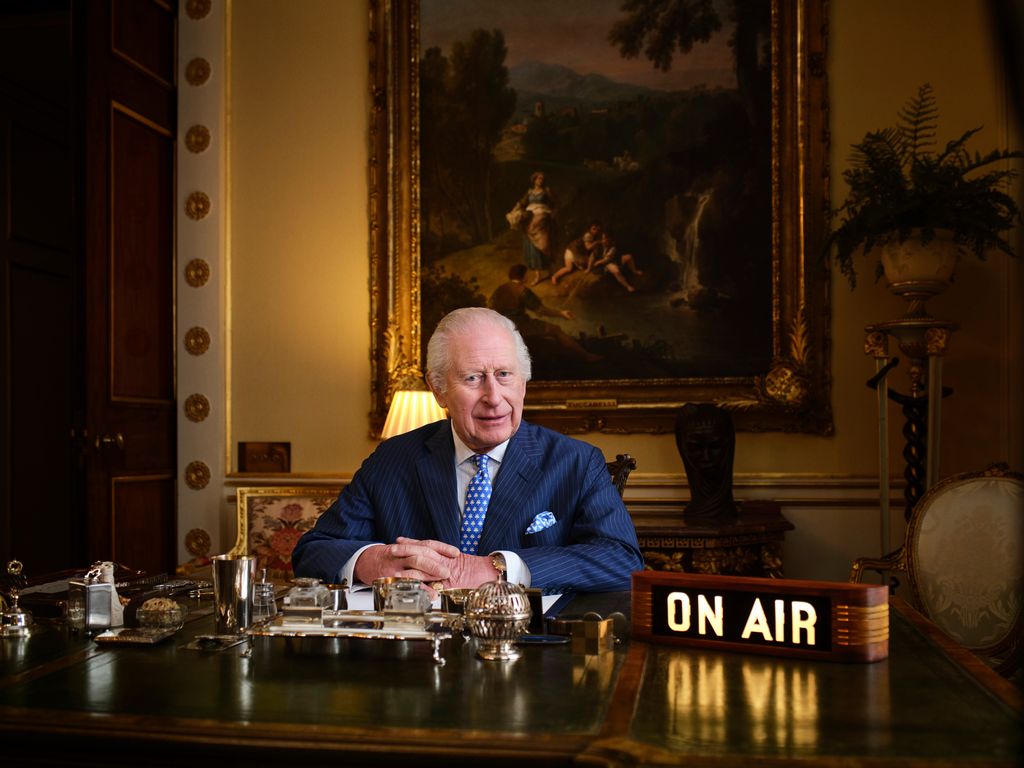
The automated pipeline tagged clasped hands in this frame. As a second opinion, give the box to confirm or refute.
[353,536,498,592]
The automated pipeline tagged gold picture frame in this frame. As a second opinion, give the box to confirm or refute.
[368,0,831,436]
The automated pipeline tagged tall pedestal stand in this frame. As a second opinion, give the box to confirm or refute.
[864,316,957,557]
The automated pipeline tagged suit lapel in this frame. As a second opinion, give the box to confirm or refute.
[480,423,543,552]
[416,424,461,546]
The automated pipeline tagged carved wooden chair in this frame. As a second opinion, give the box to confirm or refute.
[850,464,1023,678]
[606,454,637,498]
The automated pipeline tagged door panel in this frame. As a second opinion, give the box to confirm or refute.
[84,0,176,576]
[111,0,175,86]
[112,475,175,568]
[9,121,74,251]
[110,104,174,403]
[9,263,78,573]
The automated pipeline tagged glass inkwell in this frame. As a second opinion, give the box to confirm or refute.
[284,577,331,608]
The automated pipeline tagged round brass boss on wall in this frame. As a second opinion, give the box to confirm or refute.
[184,258,211,287]
[184,393,211,422]
[184,191,211,221]
[185,528,212,558]
[185,0,212,21]
[184,461,211,490]
[184,327,211,356]
[184,124,211,154]
[185,58,211,86]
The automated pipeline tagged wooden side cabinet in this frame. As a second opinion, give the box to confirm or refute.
[636,501,794,577]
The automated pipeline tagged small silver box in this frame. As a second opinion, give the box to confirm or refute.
[68,581,114,630]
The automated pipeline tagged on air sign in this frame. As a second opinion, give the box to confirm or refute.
[633,572,888,663]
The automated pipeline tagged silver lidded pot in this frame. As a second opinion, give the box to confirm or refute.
[464,580,532,661]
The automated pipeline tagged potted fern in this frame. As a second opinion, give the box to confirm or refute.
[824,83,1022,304]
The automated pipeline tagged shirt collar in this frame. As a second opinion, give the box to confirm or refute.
[451,423,509,466]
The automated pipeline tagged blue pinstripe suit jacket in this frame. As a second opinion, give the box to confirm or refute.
[291,420,643,592]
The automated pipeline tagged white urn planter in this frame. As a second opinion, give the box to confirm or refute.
[878,229,963,318]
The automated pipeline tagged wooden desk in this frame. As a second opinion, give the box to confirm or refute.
[638,500,795,577]
[0,596,1019,766]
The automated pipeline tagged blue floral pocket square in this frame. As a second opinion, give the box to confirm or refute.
[525,511,556,535]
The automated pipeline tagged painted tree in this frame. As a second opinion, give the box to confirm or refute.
[609,0,770,147]
[420,29,516,250]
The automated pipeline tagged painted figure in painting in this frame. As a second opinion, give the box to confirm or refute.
[675,403,738,522]
[508,171,556,286]
[489,264,601,363]
[591,231,643,293]
[551,222,602,285]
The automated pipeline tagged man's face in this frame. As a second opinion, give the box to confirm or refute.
[432,327,526,453]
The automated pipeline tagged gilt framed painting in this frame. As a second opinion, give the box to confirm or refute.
[368,0,832,435]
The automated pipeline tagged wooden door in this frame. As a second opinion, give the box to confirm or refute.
[0,1,177,577]
[0,1,83,573]
[83,0,177,576]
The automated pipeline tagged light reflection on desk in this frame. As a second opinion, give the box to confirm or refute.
[649,648,891,756]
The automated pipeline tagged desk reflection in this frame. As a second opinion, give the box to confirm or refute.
[638,647,891,757]
[243,634,625,732]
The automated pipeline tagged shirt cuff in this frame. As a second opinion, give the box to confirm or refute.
[340,543,384,590]
[497,550,531,587]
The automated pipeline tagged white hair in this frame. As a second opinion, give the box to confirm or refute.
[425,307,532,394]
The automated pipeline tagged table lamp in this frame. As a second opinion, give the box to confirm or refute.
[381,390,446,439]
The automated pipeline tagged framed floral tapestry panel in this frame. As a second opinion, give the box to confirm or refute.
[368,0,832,435]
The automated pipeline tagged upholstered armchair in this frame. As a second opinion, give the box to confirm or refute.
[850,464,1023,677]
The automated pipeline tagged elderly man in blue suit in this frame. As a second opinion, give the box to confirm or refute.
[292,307,643,592]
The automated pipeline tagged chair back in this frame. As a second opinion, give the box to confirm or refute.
[906,467,1023,653]
[228,487,340,581]
[606,454,637,498]
[851,464,1023,676]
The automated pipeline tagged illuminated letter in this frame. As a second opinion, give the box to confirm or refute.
[791,601,817,645]
[741,598,773,641]
[775,600,786,643]
[667,591,691,632]
[698,594,724,636]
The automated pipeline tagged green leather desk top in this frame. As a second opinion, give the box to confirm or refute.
[0,595,1020,767]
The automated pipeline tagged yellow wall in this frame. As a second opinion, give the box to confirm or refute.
[228,0,1022,486]
[230,0,371,472]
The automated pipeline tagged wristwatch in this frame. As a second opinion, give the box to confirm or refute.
[490,552,507,581]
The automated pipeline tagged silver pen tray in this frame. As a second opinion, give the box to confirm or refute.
[247,610,455,641]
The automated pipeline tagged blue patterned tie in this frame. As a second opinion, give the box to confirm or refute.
[459,454,492,554]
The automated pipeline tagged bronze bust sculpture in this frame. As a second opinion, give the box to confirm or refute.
[675,403,738,522]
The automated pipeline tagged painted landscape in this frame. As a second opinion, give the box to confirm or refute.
[419,0,773,382]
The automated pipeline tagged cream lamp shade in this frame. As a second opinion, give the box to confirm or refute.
[381,390,447,439]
